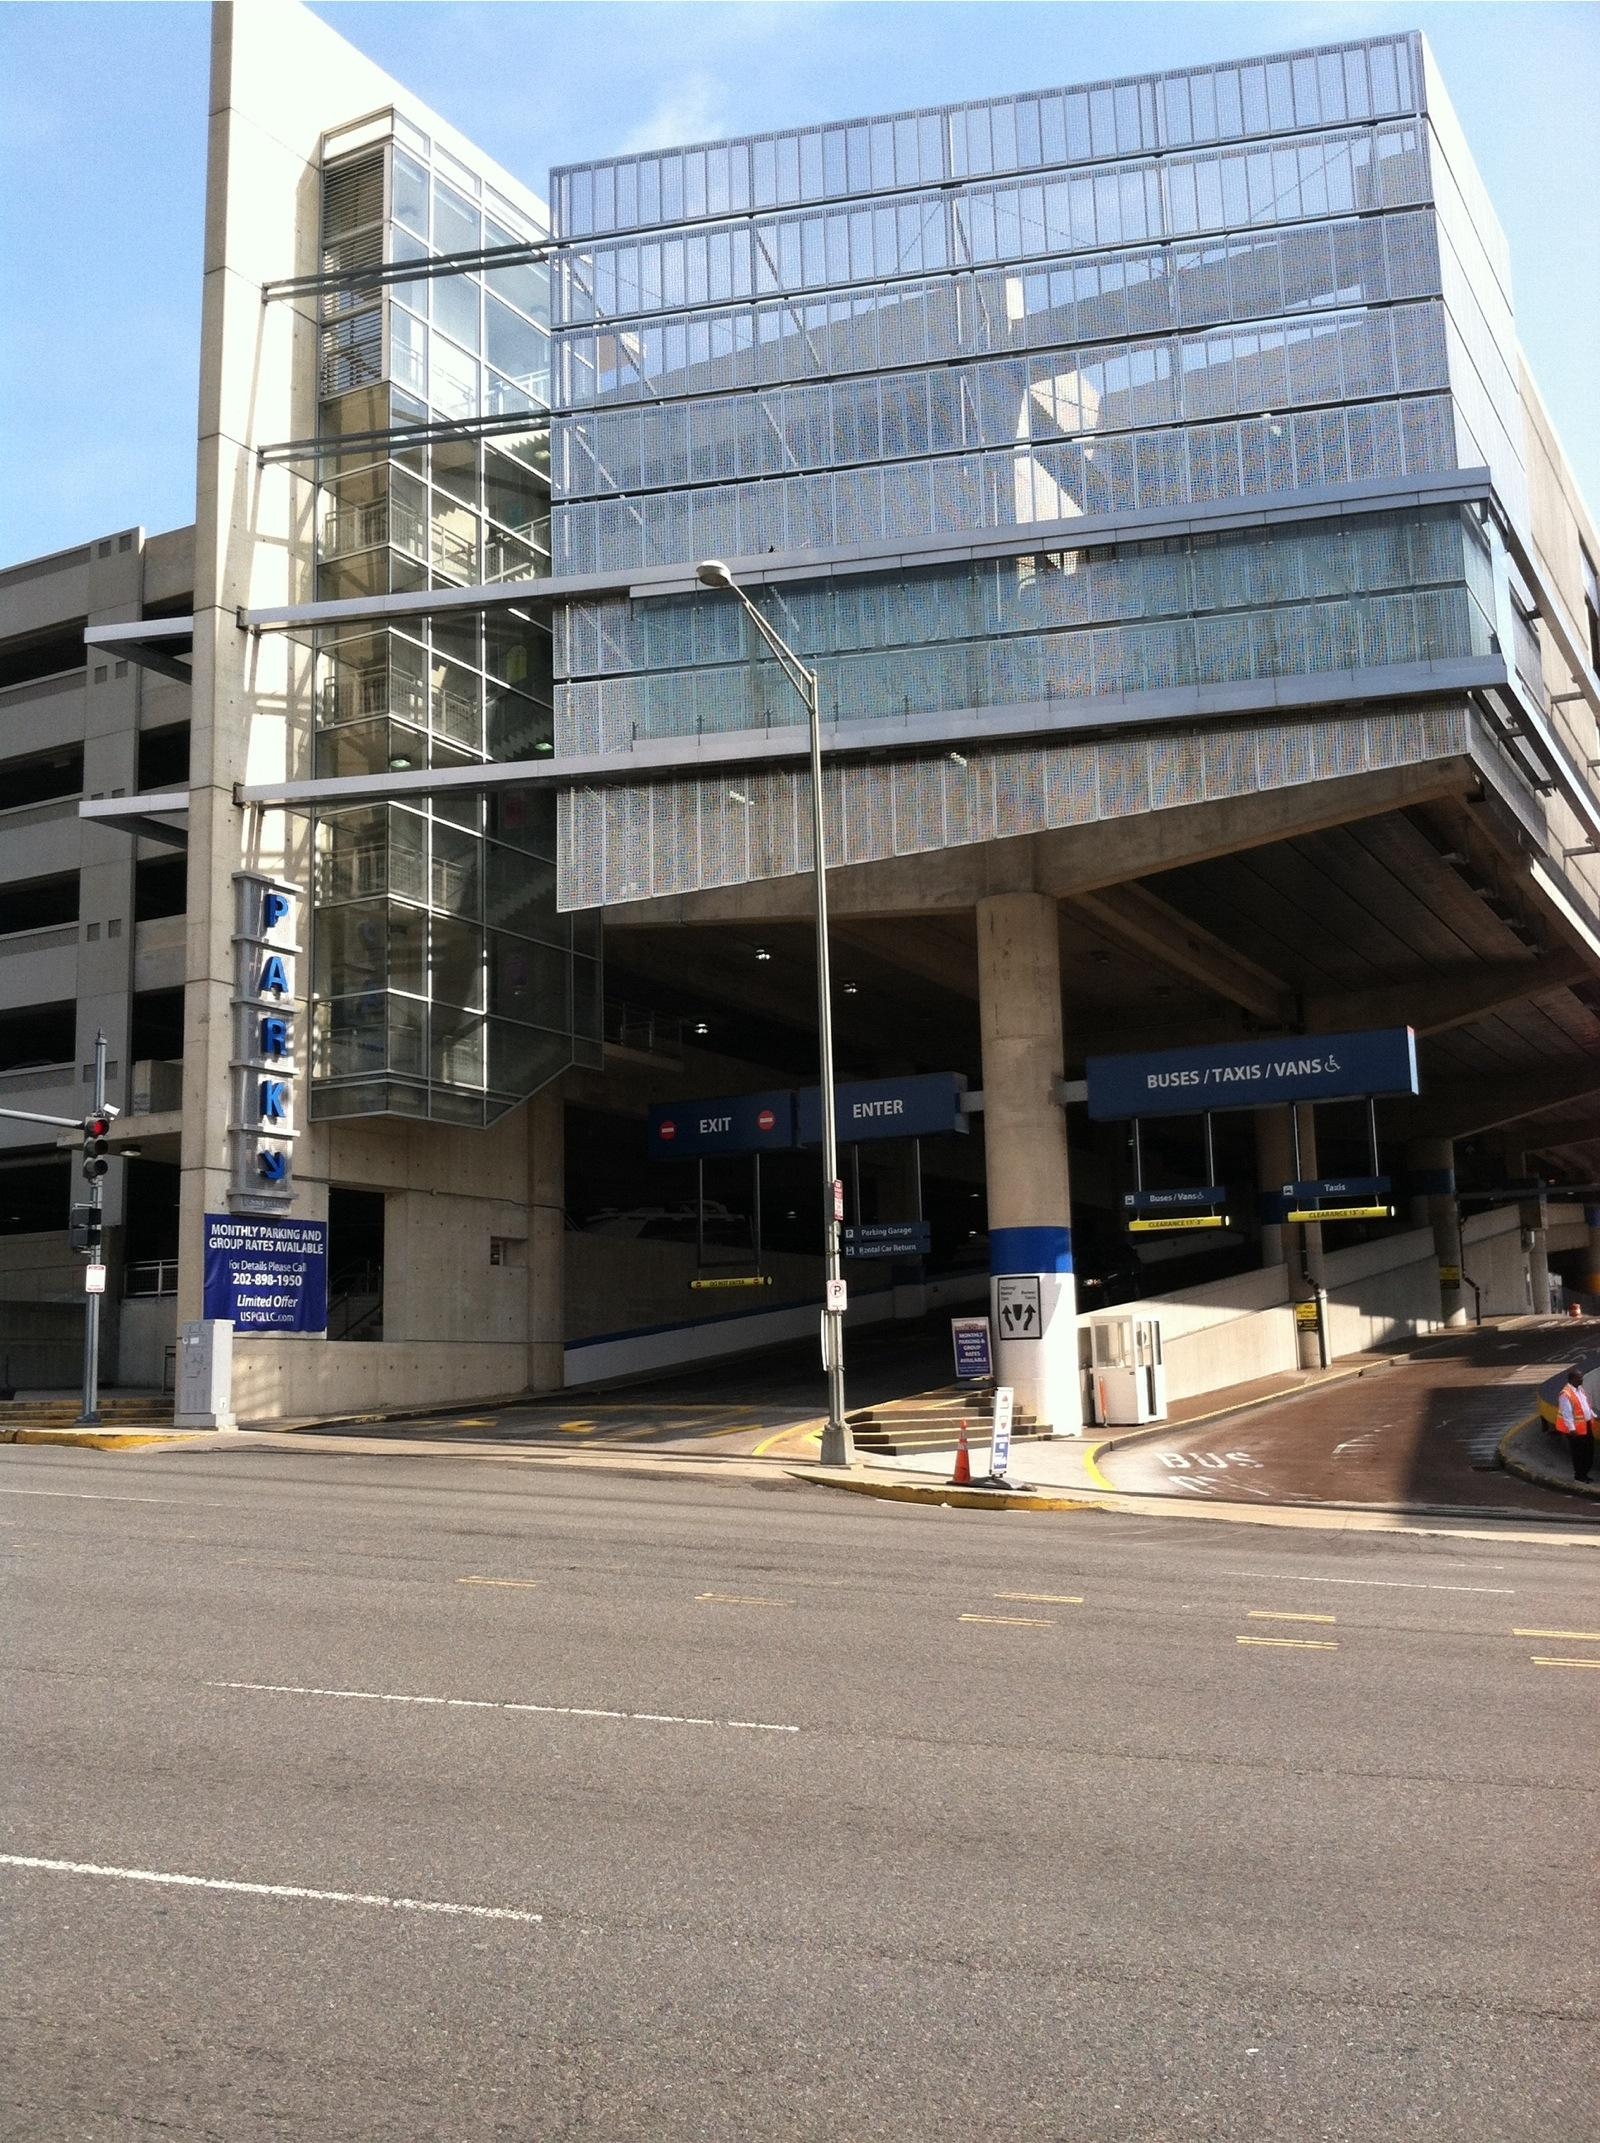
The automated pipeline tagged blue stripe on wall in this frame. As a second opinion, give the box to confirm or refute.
[990,1225,1073,1275]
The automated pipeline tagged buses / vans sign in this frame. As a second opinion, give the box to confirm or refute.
[1085,1029,1418,1121]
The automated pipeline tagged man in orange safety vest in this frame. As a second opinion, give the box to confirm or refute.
[1553,1366,1595,1484]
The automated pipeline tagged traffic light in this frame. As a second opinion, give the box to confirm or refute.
[81,1114,111,1180]
[68,1203,103,1254]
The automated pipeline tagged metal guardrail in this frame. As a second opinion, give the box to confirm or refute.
[603,1001,684,1058]
[125,1260,179,1298]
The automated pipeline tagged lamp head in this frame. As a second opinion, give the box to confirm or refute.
[696,558,733,589]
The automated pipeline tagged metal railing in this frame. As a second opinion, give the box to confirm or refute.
[125,1259,179,1298]
[603,1000,684,1059]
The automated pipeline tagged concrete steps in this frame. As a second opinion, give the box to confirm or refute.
[0,1396,175,1428]
[847,1385,1050,1457]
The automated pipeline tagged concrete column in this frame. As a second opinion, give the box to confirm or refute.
[1254,1106,1293,1273]
[1291,1104,1328,1368]
[527,1087,564,1393]
[1584,1206,1600,1304]
[976,892,1079,1435]
[1406,1136,1467,1328]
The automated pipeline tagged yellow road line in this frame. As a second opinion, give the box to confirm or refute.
[1081,1441,1116,1493]
[1247,1609,1336,1625]
[1236,1635,1339,1650]
[1532,1655,1600,1669]
[457,1576,541,1590]
[696,1591,792,1608]
[1513,1628,1600,1642]
[994,1591,1083,1605]
[751,1425,822,1459]
[960,1612,1054,1628]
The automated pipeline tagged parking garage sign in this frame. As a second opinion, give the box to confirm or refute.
[202,1213,327,1333]
[648,1090,794,1160]
[797,1073,967,1145]
[1085,1028,1418,1120]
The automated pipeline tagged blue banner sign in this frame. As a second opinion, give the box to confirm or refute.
[797,1072,967,1146]
[1280,1176,1391,1201]
[648,1090,794,1161]
[201,1212,327,1333]
[1122,1186,1228,1212]
[951,1316,993,1382]
[843,1221,933,1258]
[1085,1028,1418,1121]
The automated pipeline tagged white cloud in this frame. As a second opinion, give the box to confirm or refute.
[617,69,731,153]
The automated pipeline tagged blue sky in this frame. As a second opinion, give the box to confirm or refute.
[1,2,1596,566]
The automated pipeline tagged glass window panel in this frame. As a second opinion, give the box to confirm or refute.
[388,304,426,397]
[431,610,481,671]
[485,844,558,942]
[484,224,549,321]
[429,335,478,420]
[430,437,480,508]
[433,270,480,352]
[431,914,485,1009]
[487,684,550,759]
[314,901,388,996]
[388,903,427,994]
[488,787,556,855]
[433,178,480,254]
[392,149,429,237]
[485,296,547,393]
[488,933,570,1023]
[431,1004,485,1085]
[431,654,482,750]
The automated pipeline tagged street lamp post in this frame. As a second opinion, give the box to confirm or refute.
[695,560,852,1466]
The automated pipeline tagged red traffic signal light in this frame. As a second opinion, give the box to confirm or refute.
[82,1115,111,1179]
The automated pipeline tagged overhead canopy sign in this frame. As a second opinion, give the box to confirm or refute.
[648,1089,794,1161]
[797,1072,967,1146]
[1085,1029,1418,1121]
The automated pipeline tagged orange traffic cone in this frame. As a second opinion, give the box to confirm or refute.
[950,1421,972,1486]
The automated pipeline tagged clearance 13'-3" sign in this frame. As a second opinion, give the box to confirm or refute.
[229,871,301,1212]
[1084,1029,1419,1121]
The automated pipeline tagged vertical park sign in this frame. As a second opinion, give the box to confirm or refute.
[229,871,301,1213]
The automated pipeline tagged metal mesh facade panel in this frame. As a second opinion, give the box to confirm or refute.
[556,507,1494,753]
[556,699,1471,907]
[554,36,1420,237]
[548,35,1536,909]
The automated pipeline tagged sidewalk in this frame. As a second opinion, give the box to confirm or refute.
[1499,1414,1600,1504]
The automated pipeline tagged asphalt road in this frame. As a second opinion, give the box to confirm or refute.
[1098,1321,1600,1518]
[3,1443,1596,2142]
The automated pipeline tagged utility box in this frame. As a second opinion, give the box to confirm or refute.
[1088,1312,1167,1426]
[176,1319,235,1429]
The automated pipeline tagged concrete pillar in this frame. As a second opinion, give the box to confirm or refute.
[1290,1104,1328,1368]
[1584,1206,1600,1303]
[1525,1199,1553,1316]
[1497,1144,1552,1314]
[1254,1106,1293,1273]
[1407,1136,1467,1328]
[527,1087,564,1392]
[976,892,1079,1435]
[876,1141,926,1321]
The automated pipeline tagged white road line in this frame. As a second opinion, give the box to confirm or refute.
[0,1488,194,1506]
[210,1679,799,1734]
[0,1852,541,1924]
[1220,1569,1515,1595]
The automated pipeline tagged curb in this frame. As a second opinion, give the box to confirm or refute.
[789,1467,1105,1514]
[0,1428,204,1451]
[1498,1412,1600,1503]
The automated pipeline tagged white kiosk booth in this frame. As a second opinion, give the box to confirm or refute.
[1088,1312,1167,1426]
